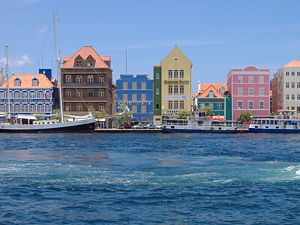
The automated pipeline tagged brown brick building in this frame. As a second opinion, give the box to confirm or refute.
[61,46,114,115]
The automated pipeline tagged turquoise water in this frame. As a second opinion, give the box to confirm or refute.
[0,133,299,224]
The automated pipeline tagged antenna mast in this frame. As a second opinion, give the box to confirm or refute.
[5,44,11,118]
[54,11,64,122]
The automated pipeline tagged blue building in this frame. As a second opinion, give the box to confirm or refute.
[116,74,153,124]
[0,74,54,116]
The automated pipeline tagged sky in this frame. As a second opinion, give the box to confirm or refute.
[0,0,300,93]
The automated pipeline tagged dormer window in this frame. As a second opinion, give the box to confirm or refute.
[208,90,214,98]
[76,60,82,67]
[86,61,94,67]
[14,78,21,86]
[32,78,39,87]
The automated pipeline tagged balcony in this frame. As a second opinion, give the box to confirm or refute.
[62,82,106,88]
[63,97,107,102]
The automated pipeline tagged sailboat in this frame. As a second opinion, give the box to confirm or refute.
[0,13,96,133]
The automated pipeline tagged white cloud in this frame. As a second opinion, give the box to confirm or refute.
[0,55,33,68]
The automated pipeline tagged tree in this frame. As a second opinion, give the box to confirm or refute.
[237,111,253,124]
[200,106,213,116]
[91,108,107,118]
[117,104,133,125]
[178,110,192,119]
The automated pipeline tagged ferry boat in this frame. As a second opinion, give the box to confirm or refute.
[249,110,300,133]
[162,111,238,133]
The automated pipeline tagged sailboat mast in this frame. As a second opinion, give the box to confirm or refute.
[53,11,64,122]
[5,44,11,118]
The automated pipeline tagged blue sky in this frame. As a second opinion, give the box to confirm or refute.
[0,0,300,93]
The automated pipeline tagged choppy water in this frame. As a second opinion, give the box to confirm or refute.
[0,133,299,224]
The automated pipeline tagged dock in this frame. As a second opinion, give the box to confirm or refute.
[95,128,162,133]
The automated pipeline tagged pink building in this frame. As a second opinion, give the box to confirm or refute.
[227,66,270,120]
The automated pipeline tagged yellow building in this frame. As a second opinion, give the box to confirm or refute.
[153,45,192,125]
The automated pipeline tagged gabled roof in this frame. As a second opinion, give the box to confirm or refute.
[283,60,300,68]
[63,46,111,68]
[0,74,53,89]
[195,83,227,98]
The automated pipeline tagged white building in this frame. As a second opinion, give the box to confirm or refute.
[271,60,300,112]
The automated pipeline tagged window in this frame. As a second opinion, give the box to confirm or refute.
[87,105,93,111]
[168,70,172,79]
[141,94,146,101]
[22,91,28,99]
[0,104,5,112]
[286,82,290,88]
[86,61,94,67]
[32,78,39,87]
[29,104,36,113]
[0,92,5,98]
[45,91,51,99]
[174,86,178,94]
[99,76,104,83]
[132,105,137,113]
[14,104,20,113]
[238,101,243,109]
[292,72,295,76]
[76,75,82,83]
[248,76,254,83]
[156,88,160,95]
[37,92,44,99]
[297,94,300,100]
[248,88,254,96]
[30,91,36,98]
[37,104,44,113]
[132,82,137,89]
[65,89,71,98]
[259,101,264,109]
[297,82,300,88]
[14,78,21,86]
[291,106,295,110]
[217,103,222,110]
[180,85,184,94]
[168,86,173,94]
[291,94,295,100]
[297,72,300,76]
[76,61,82,67]
[238,76,243,83]
[174,70,178,78]
[98,105,105,111]
[177,101,183,110]
[76,89,82,97]
[88,89,94,97]
[76,104,82,111]
[87,75,94,83]
[132,94,137,101]
[286,94,289,100]
[66,75,72,83]
[168,101,173,109]
[14,92,20,99]
[141,82,146,90]
[208,90,214,98]
[174,101,178,109]
[141,105,146,113]
[259,76,264,83]
[21,104,28,113]
[45,104,51,112]
[155,73,160,79]
[297,106,300,112]
[291,82,295,88]
[248,101,254,109]
[156,104,160,110]
[259,88,264,96]
[99,90,104,97]
[286,72,289,76]
[123,94,128,101]
[180,70,184,78]
[238,88,243,96]
[123,82,128,90]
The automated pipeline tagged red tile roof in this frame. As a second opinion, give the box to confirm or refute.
[283,60,300,68]
[195,83,227,98]
[0,74,53,89]
[63,46,111,68]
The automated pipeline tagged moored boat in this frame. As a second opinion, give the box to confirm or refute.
[249,110,300,133]
[162,111,238,133]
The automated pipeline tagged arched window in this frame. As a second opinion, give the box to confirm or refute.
[30,91,36,98]
[29,104,36,113]
[37,104,44,112]
[65,75,72,83]
[37,91,44,99]
[0,92,5,99]
[0,104,5,112]
[22,91,28,99]
[21,104,28,113]
[14,104,21,113]
[14,91,21,99]
[45,91,51,99]
[45,104,51,112]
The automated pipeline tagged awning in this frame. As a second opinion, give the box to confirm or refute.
[212,116,225,120]
[16,114,37,120]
